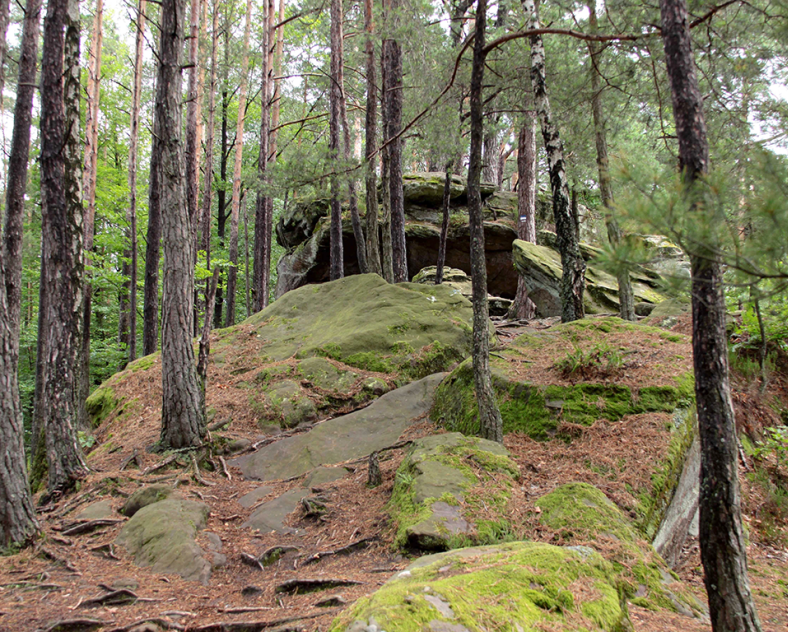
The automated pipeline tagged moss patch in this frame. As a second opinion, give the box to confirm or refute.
[329,541,629,632]
[85,386,120,428]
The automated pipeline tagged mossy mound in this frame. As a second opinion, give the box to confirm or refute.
[389,433,519,551]
[432,316,694,439]
[513,239,668,318]
[85,386,120,428]
[329,541,631,632]
[535,483,704,616]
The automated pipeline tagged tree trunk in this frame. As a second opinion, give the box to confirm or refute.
[0,0,41,549]
[157,0,205,450]
[363,0,382,276]
[270,0,284,158]
[328,0,343,281]
[523,0,585,322]
[380,47,394,283]
[509,118,537,320]
[200,0,218,298]
[382,0,406,282]
[143,128,161,356]
[253,0,271,312]
[587,0,634,322]
[226,0,253,327]
[77,0,102,426]
[435,164,452,284]
[126,0,146,363]
[659,0,762,629]
[339,53,368,274]
[468,0,502,443]
[39,0,89,496]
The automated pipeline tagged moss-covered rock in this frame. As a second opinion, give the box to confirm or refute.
[535,483,703,616]
[121,484,175,517]
[513,239,668,318]
[432,317,694,439]
[389,433,519,551]
[85,386,119,428]
[260,379,317,429]
[329,541,630,632]
[116,499,211,583]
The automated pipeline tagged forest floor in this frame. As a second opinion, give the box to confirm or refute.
[1,313,787,632]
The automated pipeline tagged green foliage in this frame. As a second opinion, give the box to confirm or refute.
[754,426,788,469]
[554,342,624,378]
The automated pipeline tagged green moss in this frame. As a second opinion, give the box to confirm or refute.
[345,352,395,373]
[127,353,159,372]
[329,542,630,632]
[85,386,120,428]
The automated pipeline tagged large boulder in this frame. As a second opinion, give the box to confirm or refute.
[389,433,519,551]
[275,172,555,298]
[116,499,211,583]
[512,239,667,317]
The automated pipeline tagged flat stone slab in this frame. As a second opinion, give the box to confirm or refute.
[238,486,274,508]
[233,372,446,481]
[243,488,309,535]
[116,499,211,584]
[75,500,115,521]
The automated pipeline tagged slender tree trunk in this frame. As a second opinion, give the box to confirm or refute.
[226,0,253,327]
[363,0,382,276]
[143,128,162,356]
[185,0,202,229]
[380,47,394,283]
[77,0,102,425]
[328,0,343,280]
[587,0,634,321]
[482,125,498,183]
[382,0,406,282]
[39,0,89,496]
[468,0,502,443]
[659,0,762,629]
[157,0,205,450]
[0,0,11,192]
[126,0,146,362]
[200,0,218,296]
[252,2,272,312]
[509,117,537,320]
[523,0,585,322]
[243,193,250,316]
[435,163,452,284]
[0,0,41,549]
[339,71,367,274]
[270,0,284,158]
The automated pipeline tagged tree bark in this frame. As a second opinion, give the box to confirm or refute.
[126,0,146,363]
[200,0,218,288]
[523,0,585,322]
[509,118,537,320]
[226,0,253,327]
[143,128,161,356]
[328,0,344,281]
[435,164,453,284]
[382,0,406,282]
[468,0,502,443]
[253,0,271,312]
[39,0,89,496]
[157,0,205,450]
[0,0,41,549]
[380,47,394,283]
[587,0,634,322]
[363,0,382,276]
[659,0,762,629]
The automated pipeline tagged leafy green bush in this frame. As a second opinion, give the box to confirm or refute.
[554,342,624,379]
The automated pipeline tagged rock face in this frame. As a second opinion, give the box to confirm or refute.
[411,266,512,317]
[389,433,519,551]
[234,372,447,481]
[275,172,553,299]
[116,499,211,583]
[512,239,667,317]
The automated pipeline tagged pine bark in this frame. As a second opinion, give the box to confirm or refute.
[587,0,634,322]
[126,0,146,362]
[143,128,162,356]
[382,0,406,282]
[659,0,762,629]
[328,0,343,281]
[363,0,382,276]
[435,164,453,284]
[0,0,41,549]
[157,0,205,450]
[523,0,585,322]
[468,0,502,443]
[253,0,272,312]
[40,0,89,495]
[226,0,253,327]
[509,117,537,320]
[200,0,218,268]
[379,47,394,283]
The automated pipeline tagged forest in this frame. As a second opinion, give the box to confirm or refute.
[0,0,787,629]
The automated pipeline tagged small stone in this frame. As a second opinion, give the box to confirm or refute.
[75,500,115,522]
[121,484,174,517]
[205,532,223,552]
[212,553,227,568]
[111,578,139,591]
[314,594,348,608]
